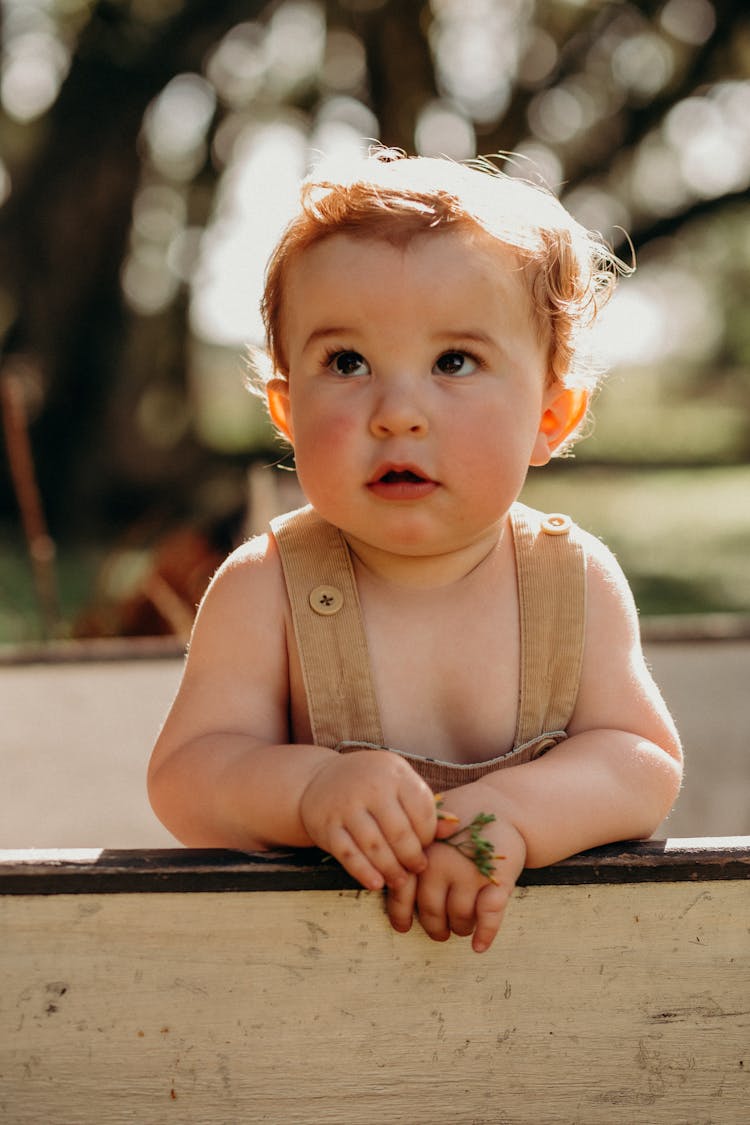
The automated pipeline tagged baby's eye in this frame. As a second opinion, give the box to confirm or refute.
[327,350,370,377]
[434,351,478,377]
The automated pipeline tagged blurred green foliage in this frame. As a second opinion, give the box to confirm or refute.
[0,0,748,639]
[521,464,750,616]
[2,461,748,644]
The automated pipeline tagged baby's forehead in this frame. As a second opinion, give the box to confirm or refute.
[287,222,528,279]
[280,224,542,346]
[279,227,539,333]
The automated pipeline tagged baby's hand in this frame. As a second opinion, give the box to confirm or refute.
[299,751,437,892]
[387,807,527,953]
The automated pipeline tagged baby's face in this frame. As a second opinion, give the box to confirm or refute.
[269,226,559,571]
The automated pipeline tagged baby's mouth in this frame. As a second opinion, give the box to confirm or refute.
[379,469,427,484]
[367,464,438,499]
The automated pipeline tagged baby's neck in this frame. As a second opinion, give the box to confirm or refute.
[343,522,507,590]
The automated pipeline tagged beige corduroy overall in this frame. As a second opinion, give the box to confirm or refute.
[271,503,586,793]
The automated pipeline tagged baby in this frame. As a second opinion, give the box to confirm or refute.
[148,151,682,953]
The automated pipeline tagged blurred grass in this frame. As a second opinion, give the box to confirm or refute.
[521,464,750,616]
[0,532,103,645]
[1,464,748,644]
[578,363,749,466]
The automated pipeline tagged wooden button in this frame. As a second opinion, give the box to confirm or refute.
[309,585,344,615]
[541,513,572,536]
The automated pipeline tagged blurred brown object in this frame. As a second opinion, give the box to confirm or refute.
[0,355,61,639]
[76,526,224,642]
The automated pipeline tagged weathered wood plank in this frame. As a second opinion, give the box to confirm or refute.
[1,846,748,1124]
[1,837,749,894]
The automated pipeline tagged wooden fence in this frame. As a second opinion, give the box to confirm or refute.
[1,839,748,1124]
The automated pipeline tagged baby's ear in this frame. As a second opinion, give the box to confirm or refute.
[530,386,588,466]
[266,378,294,443]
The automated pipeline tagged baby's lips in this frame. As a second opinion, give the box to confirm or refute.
[369,462,434,485]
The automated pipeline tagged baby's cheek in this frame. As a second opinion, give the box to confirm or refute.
[325,412,361,445]
[305,409,361,456]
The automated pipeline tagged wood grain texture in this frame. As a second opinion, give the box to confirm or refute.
[1,869,748,1123]
[1,837,749,894]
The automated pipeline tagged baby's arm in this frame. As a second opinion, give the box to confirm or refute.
[484,533,683,863]
[390,534,683,951]
[147,535,437,891]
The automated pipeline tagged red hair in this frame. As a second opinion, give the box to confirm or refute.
[259,151,627,398]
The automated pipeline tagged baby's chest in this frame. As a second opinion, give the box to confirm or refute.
[363,597,521,762]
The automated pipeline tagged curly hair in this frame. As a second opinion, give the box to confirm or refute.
[256,150,629,436]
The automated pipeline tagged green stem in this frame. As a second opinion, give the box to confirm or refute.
[436,800,501,881]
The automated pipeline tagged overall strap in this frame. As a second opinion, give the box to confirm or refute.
[270,506,384,749]
[510,504,587,748]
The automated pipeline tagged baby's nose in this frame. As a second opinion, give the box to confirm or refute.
[369,383,429,438]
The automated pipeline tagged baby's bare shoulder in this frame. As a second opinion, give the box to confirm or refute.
[151,529,293,768]
[188,531,288,658]
[206,531,283,595]
[215,530,278,572]
[575,527,638,626]
[570,524,680,751]
[576,526,649,690]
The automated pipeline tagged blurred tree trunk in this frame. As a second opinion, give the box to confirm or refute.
[358,0,437,152]
[0,0,264,534]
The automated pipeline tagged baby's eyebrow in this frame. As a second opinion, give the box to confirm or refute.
[302,325,355,351]
[434,330,495,346]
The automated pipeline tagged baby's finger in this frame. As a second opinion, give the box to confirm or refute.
[414,881,451,943]
[375,802,429,875]
[326,825,387,892]
[434,808,461,840]
[345,810,414,889]
[445,882,480,938]
[471,882,512,954]
[386,873,418,934]
[399,778,440,847]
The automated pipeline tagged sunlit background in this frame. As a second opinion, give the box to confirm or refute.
[0,0,748,642]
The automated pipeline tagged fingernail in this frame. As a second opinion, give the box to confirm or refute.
[438,812,460,824]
